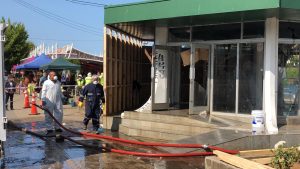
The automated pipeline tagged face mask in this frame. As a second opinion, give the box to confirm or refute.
[53,76,58,81]
[93,81,98,85]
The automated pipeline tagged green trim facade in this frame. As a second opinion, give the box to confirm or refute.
[281,0,300,9]
[105,0,280,24]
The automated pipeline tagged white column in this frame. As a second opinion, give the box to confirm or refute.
[155,27,168,45]
[264,17,279,134]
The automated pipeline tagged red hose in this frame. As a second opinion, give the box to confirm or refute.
[34,104,239,156]
[111,149,214,157]
[81,132,239,154]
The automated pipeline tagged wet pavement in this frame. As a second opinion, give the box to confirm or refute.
[3,122,205,169]
[5,94,300,168]
[3,94,206,169]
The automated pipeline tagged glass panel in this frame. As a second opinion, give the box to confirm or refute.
[243,22,265,39]
[213,44,237,113]
[278,44,300,116]
[238,43,264,114]
[168,46,190,109]
[192,47,209,113]
[192,23,241,41]
[168,27,190,42]
[180,47,191,109]
[279,22,300,39]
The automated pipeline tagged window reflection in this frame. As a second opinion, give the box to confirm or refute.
[168,27,190,42]
[278,44,300,116]
[279,22,300,39]
[213,44,237,113]
[238,43,264,114]
[193,24,241,41]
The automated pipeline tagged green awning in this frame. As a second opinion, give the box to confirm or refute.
[40,57,80,70]
[104,0,300,40]
[105,0,281,24]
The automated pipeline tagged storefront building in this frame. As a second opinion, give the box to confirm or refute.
[104,0,300,134]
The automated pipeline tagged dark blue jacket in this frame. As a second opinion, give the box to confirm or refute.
[79,83,105,105]
[5,81,16,94]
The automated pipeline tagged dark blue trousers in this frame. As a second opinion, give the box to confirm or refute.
[83,101,101,130]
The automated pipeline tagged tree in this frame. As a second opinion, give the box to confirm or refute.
[1,17,34,71]
[68,59,81,65]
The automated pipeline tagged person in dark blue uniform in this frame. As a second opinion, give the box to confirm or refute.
[78,75,105,133]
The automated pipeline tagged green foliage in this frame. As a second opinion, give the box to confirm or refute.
[286,55,299,67]
[271,145,300,169]
[286,67,299,79]
[1,17,35,71]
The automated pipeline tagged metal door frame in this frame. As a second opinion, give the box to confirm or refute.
[189,43,211,115]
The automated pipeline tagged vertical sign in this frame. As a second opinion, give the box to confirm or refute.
[154,48,168,103]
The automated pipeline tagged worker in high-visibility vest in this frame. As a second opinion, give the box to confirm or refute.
[85,72,92,85]
[99,72,104,86]
[76,74,85,96]
[27,81,36,96]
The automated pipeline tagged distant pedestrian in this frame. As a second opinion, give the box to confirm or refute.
[76,74,85,96]
[41,71,64,134]
[78,75,105,133]
[27,80,36,96]
[39,72,47,87]
[61,73,67,86]
[5,75,16,110]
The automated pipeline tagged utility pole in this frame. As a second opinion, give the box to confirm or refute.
[0,23,8,156]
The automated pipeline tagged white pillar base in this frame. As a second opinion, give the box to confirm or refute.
[264,17,279,135]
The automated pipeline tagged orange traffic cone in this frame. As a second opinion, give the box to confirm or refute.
[24,90,30,108]
[29,92,39,115]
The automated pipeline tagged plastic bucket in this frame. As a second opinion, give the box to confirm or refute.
[251,110,265,135]
[252,124,265,135]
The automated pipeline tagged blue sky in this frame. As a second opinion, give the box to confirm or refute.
[0,0,143,56]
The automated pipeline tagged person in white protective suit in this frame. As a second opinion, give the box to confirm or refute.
[41,71,64,134]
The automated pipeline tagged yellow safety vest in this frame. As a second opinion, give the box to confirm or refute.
[27,83,35,96]
[99,75,104,86]
[85,76,92,84]
[76,79,84,87]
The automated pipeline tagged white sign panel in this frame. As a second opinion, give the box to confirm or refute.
[154,48,168,103]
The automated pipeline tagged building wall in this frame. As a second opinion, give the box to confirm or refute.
[104,27,151,115]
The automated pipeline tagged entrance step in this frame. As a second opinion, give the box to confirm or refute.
[286,116,300,133]
[119,125,190,141]
[190,114,252,132]
[119,111,218,141]
[211,113,252,124]
[119,111,252,141]
[123,111,217,128]
[287,116,300,125]
[121,118,215,136]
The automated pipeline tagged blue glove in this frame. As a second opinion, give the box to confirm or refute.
[42,101,47,106]
[96,127,104,134]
